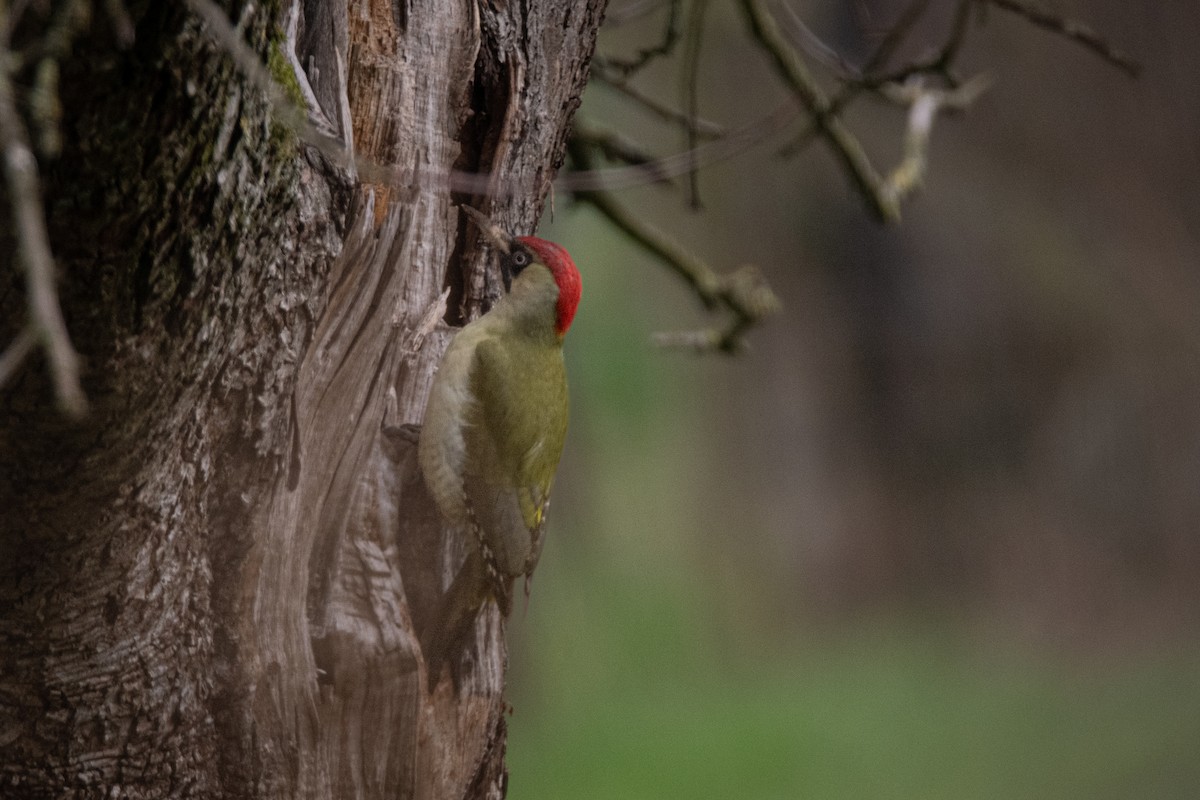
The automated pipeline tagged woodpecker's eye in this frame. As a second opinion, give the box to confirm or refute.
[509,249,532,274]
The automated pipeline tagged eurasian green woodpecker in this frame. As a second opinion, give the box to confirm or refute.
[419,206,581,678]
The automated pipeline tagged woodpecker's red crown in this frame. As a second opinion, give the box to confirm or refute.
[517,236,581,337]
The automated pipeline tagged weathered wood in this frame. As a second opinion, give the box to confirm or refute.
[0,0,605,797]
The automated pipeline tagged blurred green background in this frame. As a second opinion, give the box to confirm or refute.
[507,2,1200,797]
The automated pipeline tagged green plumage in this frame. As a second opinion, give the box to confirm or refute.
[419,262,569,615]
[418,210,579,688]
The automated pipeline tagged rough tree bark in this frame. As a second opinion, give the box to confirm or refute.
[0,0,604,797]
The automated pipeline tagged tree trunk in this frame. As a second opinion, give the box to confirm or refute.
[0,1,604,797]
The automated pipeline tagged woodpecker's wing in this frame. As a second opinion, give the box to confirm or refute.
[462,334,568,578]
[418,325,480,529]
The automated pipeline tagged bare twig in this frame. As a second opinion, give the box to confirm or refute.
[987,0,1141,77]
[598,0,682,77]
[858,0,972,88]
[568,139,780,352]
[773,0,1134,197]
[605,0,671,27]
[879,73,991,206]
[559,101,797,194]
[740,0,898,222]
[0,31,87,416]
[571,118,676,185]
[590,68,725,140]
[577,182,721,305]
[778,0,973,158]
[12,0,91,157]
[858,0,932,75]
[681,0,709,208]
[0,326,37,388]
[778,2,859,79]
[189,0,1137,207]
[24,0,90,64]
[650,263,780,353]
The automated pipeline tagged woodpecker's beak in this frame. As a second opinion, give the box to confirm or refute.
[462,205,518,292]
[461,205,514,255]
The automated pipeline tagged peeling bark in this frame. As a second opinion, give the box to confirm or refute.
[0,1,605,797]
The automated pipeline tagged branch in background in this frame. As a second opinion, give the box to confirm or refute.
[557,101,796,193]
[571,143,718,303]
[777,0,973,159]
[605,0,672,28]
[570,118,678,186]
[879,74,991,207]
[0,33,87,417]
[0,6,87,417]
[568,139,780,354]
[777,2,859,79]
[986,0,1141,78]
[774,0,1134,200]
[0,327,37,390]
[595,0,682,78]
[680,0,709,209]
[19,0,90,157]
[590,67,725,140]
[739,0,899,223]
[856,0,973,89]
[856,0,933,77]
[650,263,780,353]
[182,0,1135,357]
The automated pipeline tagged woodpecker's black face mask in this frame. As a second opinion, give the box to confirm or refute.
[500,246,533,292]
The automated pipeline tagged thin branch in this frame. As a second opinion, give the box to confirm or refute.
[12,0,90,68]
[190,0,1137,207]
[740,0,898,222]
[859,0,973,88]
[570,117,677,185]
[570,143,720,303]
[9,0,91,157]
[650,262,780,353]
[680,0,709,209]
[986,0,1141,78]
[590,67,725,139]
[0,31,86,416]
[878,73,991,206]
[775,0,1134,191]
[598,0,682,78]
[778,0,973,158]
[605,0,672,27]
[777,2,859,79]
[0,326,37,388]
[568,139,780,353]
[858,0,932,76]
[557,101,797,193]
